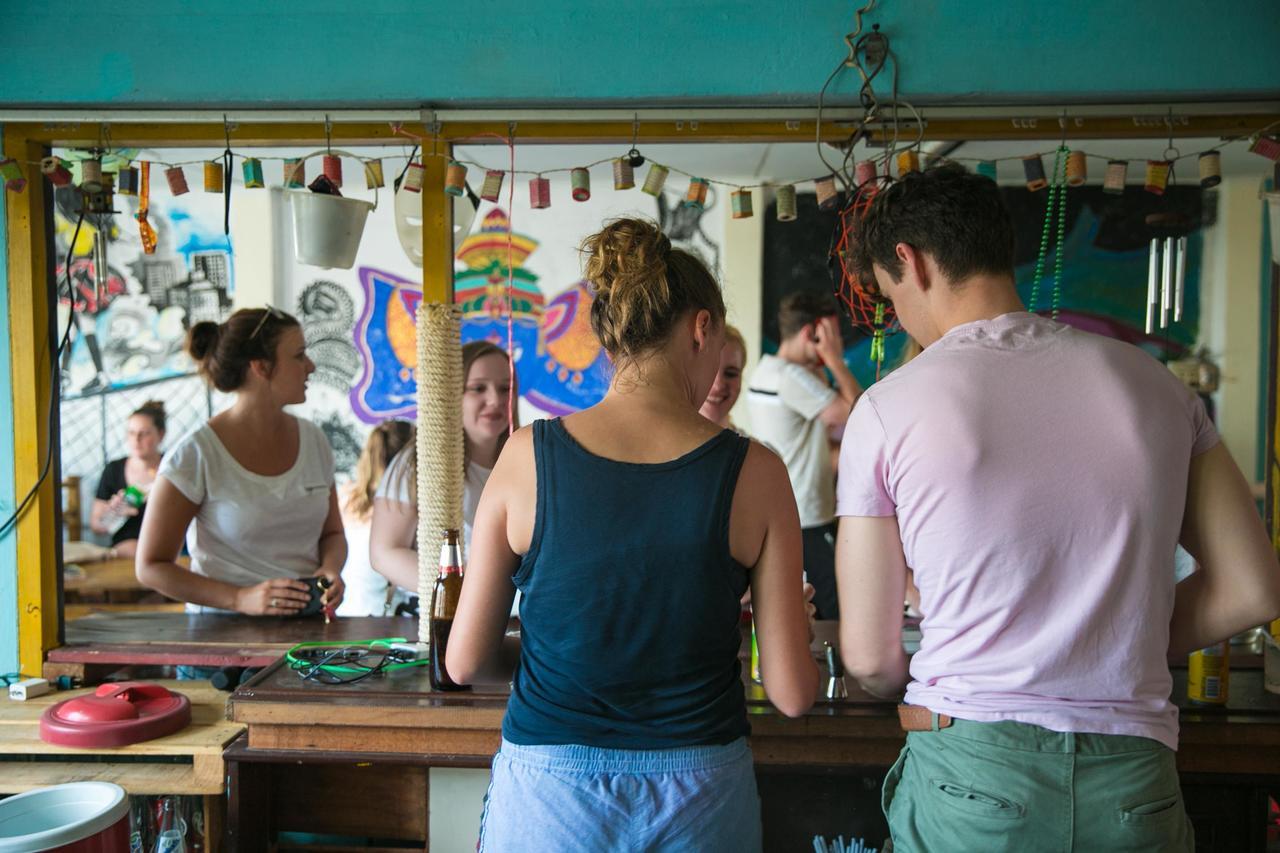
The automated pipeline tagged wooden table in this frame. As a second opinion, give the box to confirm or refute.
[63,556,149,597]
[0,679,243,852]
[44,612,414,683]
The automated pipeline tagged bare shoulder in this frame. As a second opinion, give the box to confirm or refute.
[489,424,536,483]
[742,438,789,486]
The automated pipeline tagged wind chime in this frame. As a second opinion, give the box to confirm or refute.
[1143,140,1191,336]
[830,177,898,377]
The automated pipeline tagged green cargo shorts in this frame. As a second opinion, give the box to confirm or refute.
[881,716,1193,853]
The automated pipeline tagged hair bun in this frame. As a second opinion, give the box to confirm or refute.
[187,321,221,362]
[140,399,165,414]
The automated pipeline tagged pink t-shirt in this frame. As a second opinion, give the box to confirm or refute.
[837,312,1218,749]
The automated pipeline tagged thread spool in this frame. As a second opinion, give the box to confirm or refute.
[323,154,343,188]
[242,158,265,188]
[40,156,73,187]
[480,170,504,202]
[1065,151,1087,186]
[1144,160,1171,195]
[976,161,997,181]
[203,160,224,193]
[776,185,798,221]
[612,158,634,190]
[855,160,877,186]
[1249,135,1280,162]
[80,158,104,192]
[1103,160,1127,195]
[284,158,305,188]
[731,189,753,219]
[1198,151,1222,188]
[402,162,425,193]
[641,163,669,196]
[684,177,709,209]
[165,166,189,196]
[897,150,920,176]
[815,175,839,211]
[1022,156,1047,191]
[529,176,551,209]
[116,165,139,196]
[364,159,384,189]
[444,161,468,197]
[571,167,591,201]
[0,158,26,193]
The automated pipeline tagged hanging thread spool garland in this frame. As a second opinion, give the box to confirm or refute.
[1249,135,1280,162]
[0,158,25,193]
[855,160,877,186]
[1198,151,1222,188]
[1022,155,1048,191]
[322,154,343,188]
[815,175,840,211]
[529,175,551,209]
[401,162,425,193]
[242,158,265,189]
[1144,160,1171,195]
[684,177,709,209]
[641,164,669,196]
[364,159,384,189]
[571,167,591,202]
[897,149,920,176]
[444,161,468,197]
[203,160,224,193]
[480,170,504,202]
[165,165,189,196]
[775,185,798,221]
[284,158,305,189]
[40,157,73,187]
[116,165,139,196]
[731,188,753,219]
[80,158,104,193]
[1103,160,1127,195]
[612,158,635,190]
[976,161,998,181]
[1065,150,1087,186]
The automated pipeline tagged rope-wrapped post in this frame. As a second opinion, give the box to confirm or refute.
[416,303,465,644]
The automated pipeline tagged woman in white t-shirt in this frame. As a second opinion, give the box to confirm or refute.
[369,341,517,609]
[137,306,347,616]
[335,419,413,617]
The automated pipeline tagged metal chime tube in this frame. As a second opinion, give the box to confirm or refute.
[1145,238,1160,335]
[1174,236,1187,323]
[1160,236,1175,329]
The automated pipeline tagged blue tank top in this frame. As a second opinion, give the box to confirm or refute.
[502,418,752,749]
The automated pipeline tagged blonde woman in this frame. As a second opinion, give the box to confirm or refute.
[699,323,747,431]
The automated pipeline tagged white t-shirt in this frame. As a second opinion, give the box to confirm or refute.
[159,418,335,591]
[335,492,384,617]
[746,353,837,528]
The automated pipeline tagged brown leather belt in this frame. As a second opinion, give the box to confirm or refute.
[897,704,953,731]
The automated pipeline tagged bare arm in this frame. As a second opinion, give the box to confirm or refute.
[836,515,910,698]
[369,496,421,593]
[314,487,347,609]
[1171,443,1280,656]
[135,476,311,614]
[738,443,819,717]
[446,428,530,685]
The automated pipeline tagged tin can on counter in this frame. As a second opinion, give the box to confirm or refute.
[1188,641,1229,705]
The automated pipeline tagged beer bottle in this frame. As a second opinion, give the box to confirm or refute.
[429,529,469,691]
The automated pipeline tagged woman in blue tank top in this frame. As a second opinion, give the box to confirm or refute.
[447,218,819,852]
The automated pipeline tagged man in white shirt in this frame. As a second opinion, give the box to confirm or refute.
[746,290,862,618]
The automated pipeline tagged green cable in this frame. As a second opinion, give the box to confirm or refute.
[285,637,432,677]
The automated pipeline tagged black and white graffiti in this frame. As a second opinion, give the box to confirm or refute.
[297,280,361,392]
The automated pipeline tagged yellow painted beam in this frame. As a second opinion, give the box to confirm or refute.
[421,140,452,304]
[4,128,59,676]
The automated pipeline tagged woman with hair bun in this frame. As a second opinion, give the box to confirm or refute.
[136,306,346,617]
[89,400,167,558]
[447,219,818,852]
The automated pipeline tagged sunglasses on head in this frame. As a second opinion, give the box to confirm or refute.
[249,304,286,340]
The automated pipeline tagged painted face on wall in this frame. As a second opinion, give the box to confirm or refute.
[270,326,316,405]
[462,352,513,454]
[700,339,745,427]
[125,414,164,460]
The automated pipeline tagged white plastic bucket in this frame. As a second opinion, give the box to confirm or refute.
[288,190,375,270]
[0,782,129,852]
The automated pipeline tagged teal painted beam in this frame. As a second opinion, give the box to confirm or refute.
[0,123,18,675]
[0,1,1276,107]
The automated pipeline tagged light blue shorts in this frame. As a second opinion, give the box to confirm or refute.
[478,737,761,853]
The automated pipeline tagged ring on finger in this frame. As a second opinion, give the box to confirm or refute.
[270,598,278,608]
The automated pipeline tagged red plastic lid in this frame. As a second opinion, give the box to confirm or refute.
[39,682,192,748]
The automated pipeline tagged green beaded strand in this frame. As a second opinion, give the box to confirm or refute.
[1050,145,1069,320]
[1029,147,1064,314]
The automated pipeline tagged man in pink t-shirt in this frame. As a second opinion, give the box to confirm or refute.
[835,165,1280,852]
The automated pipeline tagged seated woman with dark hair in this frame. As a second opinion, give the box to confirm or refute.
[89,400,166,558]
[136,307,346,616]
